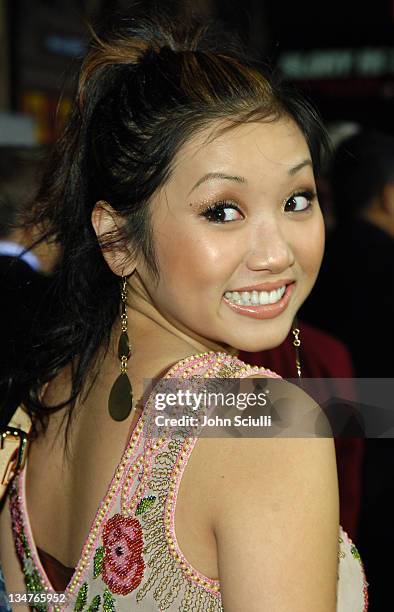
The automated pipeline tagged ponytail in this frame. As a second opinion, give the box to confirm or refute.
[15,8,329,446]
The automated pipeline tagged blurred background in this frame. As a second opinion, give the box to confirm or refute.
[1,0,394,145]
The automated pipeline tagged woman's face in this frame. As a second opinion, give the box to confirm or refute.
[134,116,325,352]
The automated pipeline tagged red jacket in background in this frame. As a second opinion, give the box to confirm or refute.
[239,321,364,541]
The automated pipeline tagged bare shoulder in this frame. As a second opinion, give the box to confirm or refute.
[207,383,339,611]
[239,373,333,437]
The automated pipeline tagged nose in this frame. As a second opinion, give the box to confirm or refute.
[245,222,295,274]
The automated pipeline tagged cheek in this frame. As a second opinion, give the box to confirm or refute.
[155,226,237,295]
[298,219,325,277]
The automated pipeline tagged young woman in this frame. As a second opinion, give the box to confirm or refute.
[0,10,368,611]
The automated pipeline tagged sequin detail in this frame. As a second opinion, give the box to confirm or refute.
[102,588,116,611]
[101,513,145,595]
[7,350,369,611]
[93,546,104,578]
[133,434,222,610]
[8,478,49,611]
[74,583,88,611]
[136,496,156,516]
[351,545,361,561]
[338,527,369,612]
[130,352,280,610]
[338,536,346,559]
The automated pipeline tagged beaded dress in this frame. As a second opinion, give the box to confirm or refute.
[8,351,368,611]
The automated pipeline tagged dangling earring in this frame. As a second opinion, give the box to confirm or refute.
[108,276,133,421]
[292,317,302,379]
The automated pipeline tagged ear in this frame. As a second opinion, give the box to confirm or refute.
[91,200,136,276]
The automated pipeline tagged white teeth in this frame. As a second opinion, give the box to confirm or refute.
[224,285,287,306]
[259,291,269,305]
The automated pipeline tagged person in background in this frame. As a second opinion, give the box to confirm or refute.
[0,147,56,425]
[301,129,394,611]
[240,320,364,542]
[301,129,394,377]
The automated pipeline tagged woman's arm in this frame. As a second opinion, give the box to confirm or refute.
[211,389,339,611]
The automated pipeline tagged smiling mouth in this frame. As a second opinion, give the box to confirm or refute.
[224,285,287,306]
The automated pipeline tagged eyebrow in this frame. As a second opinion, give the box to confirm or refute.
[188,172,246,195]
[188,160,313,195]
[288,159,313,175]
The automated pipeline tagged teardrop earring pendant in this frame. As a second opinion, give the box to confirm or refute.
[108,276,133,421]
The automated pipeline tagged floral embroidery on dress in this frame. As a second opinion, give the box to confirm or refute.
[74,582,88,611]
[102,587,116,611]
[338,536,346,559]
[136,495,156,516]
[337,527,369,611]
[101,513,145,595]
[73,581,102,611]
[8,477,48,611]
[7,352,369,611]
[351,544,361,561]
[132,433,223,611]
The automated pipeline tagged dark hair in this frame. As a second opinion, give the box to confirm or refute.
[16,8,329,444]
[0,147,43,239]
[330,129,394,223]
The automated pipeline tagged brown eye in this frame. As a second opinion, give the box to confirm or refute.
[201,201,243,223]
[284,190,315,212]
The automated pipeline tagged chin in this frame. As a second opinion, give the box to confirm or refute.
[226,323,294,354]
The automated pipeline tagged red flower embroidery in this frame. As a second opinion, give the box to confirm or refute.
[102,513,145,595]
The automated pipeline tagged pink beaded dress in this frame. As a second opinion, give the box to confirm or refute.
[8,352,368,611]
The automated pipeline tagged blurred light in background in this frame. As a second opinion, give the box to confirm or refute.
[1,0,393,144]
[0,113,36,146]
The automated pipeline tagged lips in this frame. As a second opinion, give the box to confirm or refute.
[222,281,296,320]
[226,279,295,293]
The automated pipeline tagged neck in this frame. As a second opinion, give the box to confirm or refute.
[124,272,239,358]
